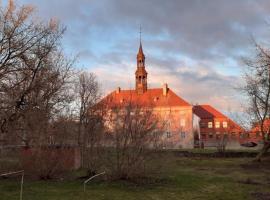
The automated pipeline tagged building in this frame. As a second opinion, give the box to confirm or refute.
[193,105,244,148]
[102,41,245,149]
[102,41,195,148]
[247,119,268,144]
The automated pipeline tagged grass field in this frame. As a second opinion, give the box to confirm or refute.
[1,152,270,200]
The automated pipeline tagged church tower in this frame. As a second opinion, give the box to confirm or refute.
[135,41,148,94]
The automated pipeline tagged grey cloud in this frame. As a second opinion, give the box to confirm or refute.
[22,0,270,61]
[19,0,270,113]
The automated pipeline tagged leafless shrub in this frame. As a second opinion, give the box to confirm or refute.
[103,100,164,180]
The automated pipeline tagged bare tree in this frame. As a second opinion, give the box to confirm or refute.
[216,134,228,154]
[0,0,73,147]
[104,100,164,180]
[75,72,104,174]
[76,72,100,146]
[0,1,76,178]
[243,40,270,161]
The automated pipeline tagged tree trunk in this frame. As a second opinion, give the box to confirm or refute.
[254,141,270,162]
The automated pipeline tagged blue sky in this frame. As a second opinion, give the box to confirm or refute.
[6,0,270,114]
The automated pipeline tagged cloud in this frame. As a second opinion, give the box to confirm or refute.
[18,0,270,114]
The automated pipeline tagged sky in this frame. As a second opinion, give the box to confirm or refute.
[7,0,270,115]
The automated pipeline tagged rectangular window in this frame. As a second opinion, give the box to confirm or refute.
[201,133,206,139]
[215,122,220,128]
[181,132,185,139]
[166,132,171,138]
[180,119,185,127]
[231,132,236,138]
[208,122,213,128]
[166,121,171,130]
[200,122,206,128]
[216,132,221,139]
[223,121,228,128]
[208,132,213,138]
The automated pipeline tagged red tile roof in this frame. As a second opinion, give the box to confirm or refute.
[193,104,244,131]
[193,105,227,119]
[102,88,191,108]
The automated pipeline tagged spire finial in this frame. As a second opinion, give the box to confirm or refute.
[137,25,144,58]
[139,25,142,44]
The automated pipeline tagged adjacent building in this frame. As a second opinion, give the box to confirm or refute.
[193,105,244,148]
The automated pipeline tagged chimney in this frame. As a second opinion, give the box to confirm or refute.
[116,87,121,94]
[163,83,168,96]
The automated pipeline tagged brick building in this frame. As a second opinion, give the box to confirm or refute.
[193,105,244,148]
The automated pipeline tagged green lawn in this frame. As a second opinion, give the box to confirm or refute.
[1,152,270,200]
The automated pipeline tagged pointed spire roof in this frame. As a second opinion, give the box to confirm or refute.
[137,41,145,59]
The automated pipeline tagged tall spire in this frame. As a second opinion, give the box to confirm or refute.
[135,25,147,94]
[137,26,145,59]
